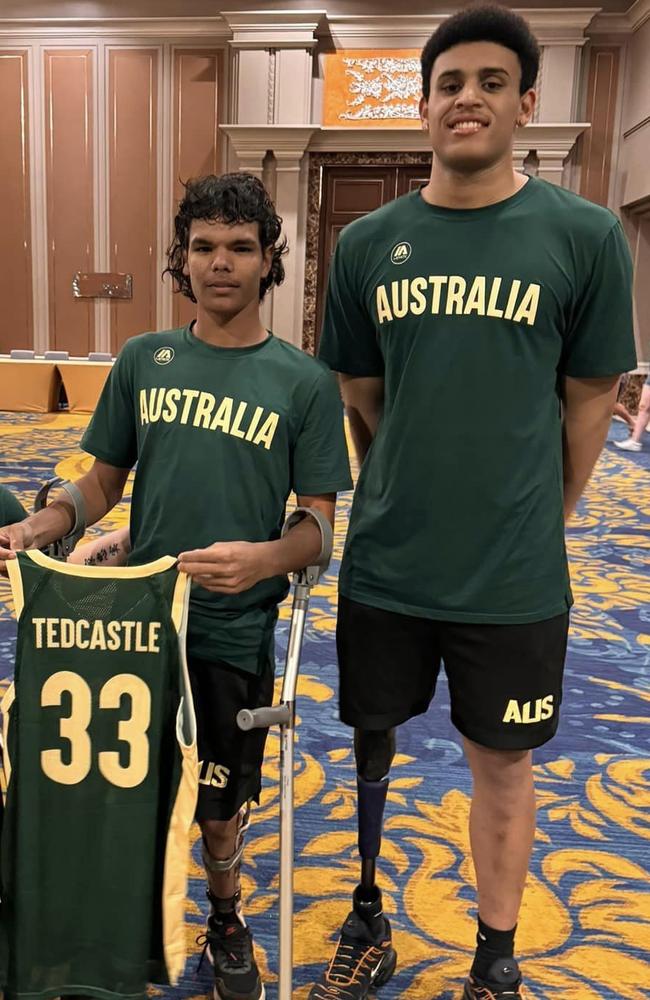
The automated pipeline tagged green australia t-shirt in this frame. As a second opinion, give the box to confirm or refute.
[0,486,27,527]
[82,326,352,672]
[319,177,637,624]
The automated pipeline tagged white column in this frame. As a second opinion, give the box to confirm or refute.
[537,154,569,185]
[538,45,583,122]
[271,151,304,347]
[513,123,590,186]
[219,126,316,343]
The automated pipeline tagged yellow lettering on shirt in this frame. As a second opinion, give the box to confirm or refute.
[372,274,541,329]
[193,391,216,429]
[138,389,280,450]
[253,413,280,450]
[391,279,410,319]
[209,396,233,433]
[446,276,466,314]
[512,283,541,326]
[376,285,393,324]
[464,276,487,316]
[410,277,428,315]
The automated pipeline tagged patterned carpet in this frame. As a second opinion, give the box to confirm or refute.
[0,412,649,1000]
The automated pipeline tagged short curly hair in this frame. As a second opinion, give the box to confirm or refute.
[421,4,540,100]
[164,173,288,302]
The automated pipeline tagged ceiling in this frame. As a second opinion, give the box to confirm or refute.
[0,0,636,18]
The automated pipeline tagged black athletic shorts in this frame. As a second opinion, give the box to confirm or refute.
[337,596,569,750]
[188,650,275,821]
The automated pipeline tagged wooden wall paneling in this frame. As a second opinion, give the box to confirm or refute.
[109,47,159,354]
[44,48,95,356]
[315,166,397,351]
[0,50,33,353]
[171,48,221,330]
[579,46,620,206]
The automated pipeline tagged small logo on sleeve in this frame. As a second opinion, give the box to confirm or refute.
[390,241,412,265]
[153,347,175,365]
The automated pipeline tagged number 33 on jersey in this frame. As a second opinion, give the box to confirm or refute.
[1,551,198,1000]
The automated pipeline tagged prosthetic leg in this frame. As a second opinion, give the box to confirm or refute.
[237,508,333,1000]
[354,728,395,917]
[308,729,397,1000]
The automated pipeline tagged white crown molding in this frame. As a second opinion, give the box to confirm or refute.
[221,10,325,48]
[516,121,591,154]
[322,9,601,47]
[0,17,230,39]
[302,122,590,155]
[308,126,430,153]
[220,124,319,159]
[589,0,650,34]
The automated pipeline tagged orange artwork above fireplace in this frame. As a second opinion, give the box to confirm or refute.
[323,49,422,129]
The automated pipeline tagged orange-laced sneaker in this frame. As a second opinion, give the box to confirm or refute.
[308,907,397,999]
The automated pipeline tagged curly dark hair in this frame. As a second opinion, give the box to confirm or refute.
[421,4,540,100]
[164,173,288,301]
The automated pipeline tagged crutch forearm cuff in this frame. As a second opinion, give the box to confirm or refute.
[58,480,86,535]
[34,477,87,559]
[281,506,333,570]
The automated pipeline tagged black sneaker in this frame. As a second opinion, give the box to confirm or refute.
[205,912,265,1000]
[308,888,397,999]
[463,957,524,999]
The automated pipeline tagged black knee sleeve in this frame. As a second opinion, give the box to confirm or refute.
[355,729,395,861]
[354,728,395,782]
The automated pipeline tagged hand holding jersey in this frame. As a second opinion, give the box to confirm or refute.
[0,520,34,569]
[177,508,333,595]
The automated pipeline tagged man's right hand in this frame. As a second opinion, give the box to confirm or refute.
[0,521,36,575]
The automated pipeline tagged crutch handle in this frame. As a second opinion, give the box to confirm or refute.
[237,704,291,731]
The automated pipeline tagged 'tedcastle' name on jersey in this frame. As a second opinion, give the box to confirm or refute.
[139,389,279,450]
[32,616,161,653]
[376,275,541,327]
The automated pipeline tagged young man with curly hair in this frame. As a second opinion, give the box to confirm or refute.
[0,173,352,1000]
[312,5,636,999]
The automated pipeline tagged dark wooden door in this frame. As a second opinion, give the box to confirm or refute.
[397,164,430,198]
[314,163,430,351]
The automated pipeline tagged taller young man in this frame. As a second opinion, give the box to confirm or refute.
[313,6,637,999]
[0,173,352,1000]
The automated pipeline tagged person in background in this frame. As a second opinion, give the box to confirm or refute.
[615,372,650,452]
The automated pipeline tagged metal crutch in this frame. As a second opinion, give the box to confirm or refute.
[33,477,86,559]
[237,507,334,1000]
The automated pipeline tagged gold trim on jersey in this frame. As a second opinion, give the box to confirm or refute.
[162,740,199,982]
[6,557,25,617]
[1,683,16,787]
[25,549,177,578]
[162,571,198,983]
[171,570,190,633]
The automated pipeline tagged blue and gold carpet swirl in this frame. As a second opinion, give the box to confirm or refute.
[0,412,648,999]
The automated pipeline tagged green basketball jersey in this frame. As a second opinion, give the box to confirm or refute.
[319,177,637,624]
[1,551,197,1000]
